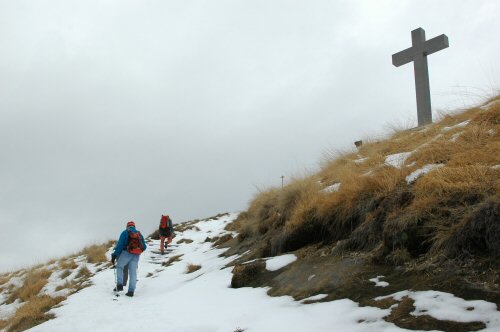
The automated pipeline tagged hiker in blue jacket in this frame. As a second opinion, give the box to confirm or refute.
[111,221,147,297]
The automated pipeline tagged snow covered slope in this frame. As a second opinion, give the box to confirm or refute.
[22,213,500,332]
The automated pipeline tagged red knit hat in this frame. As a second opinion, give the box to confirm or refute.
[126,221,136,228]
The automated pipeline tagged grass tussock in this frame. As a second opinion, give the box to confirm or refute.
[75,266,92,279]
[6,269,52,304]
[0,273,13,286]
[6,295,66,332]
[58,259,78,270]
[232,95,500,270]
[231,261,266,288]
[54,281,72,292]
[237,226,253,243]
[59,270,72,279]
[186,264,201,274]
[213,234,233,246]
[162,254,183,267]
[79,241,113,264]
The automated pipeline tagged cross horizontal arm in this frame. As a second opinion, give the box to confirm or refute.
[422,34,449,56]
[392,47,414,67]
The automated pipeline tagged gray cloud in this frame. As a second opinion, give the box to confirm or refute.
[1,0,499,271]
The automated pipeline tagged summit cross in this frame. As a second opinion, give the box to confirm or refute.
[392,28,449,127]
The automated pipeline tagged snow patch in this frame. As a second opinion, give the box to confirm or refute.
[369,276,389,288]
[442,120,470,132]
[376,290,500,329]
[353,157,368,164]
[492,165,500,170]
[265,254,297,271]
[321,183,341,193]
[406,164,444,184]
[450,132,462,142]
[385,152,412,168]
[301,294,328,302]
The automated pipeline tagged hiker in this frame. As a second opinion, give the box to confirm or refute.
[159,215,175,255]
[111,221,147,297]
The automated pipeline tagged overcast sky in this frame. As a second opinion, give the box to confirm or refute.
[1,0,499,272]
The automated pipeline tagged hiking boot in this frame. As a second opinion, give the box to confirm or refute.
[125,291,134,297]
[114,284,123,292]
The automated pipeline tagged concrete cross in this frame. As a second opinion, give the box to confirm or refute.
[392,28,449,127]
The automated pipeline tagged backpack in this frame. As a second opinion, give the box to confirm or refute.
[127,230,144,255]
[161,215,170,229]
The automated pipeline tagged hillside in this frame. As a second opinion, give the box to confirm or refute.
[221,95,500,329]
[0,213,499,332]
[0,96,499,331]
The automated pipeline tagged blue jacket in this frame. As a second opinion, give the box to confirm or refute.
[113,226,147,257]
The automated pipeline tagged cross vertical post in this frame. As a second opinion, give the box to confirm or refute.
[392,28,449,127]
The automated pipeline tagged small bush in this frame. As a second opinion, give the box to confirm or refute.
[186,264,201,274]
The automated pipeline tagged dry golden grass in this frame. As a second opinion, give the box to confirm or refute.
[162,254,183,267]
[6,295,66,332]
[236,94,500,267]
[79,241,113,264]
[186,264,201,274]
[6,269,52,304]
[0,273,13,286]
[54,281,72,292]
[237,225,254,243]
[177,238,194,244]
[213,234,233,246]
[247,177,320,233]
[75,266,92,279]
[58,259,78,270]
[59,269,72,279]
[414,166,497,201]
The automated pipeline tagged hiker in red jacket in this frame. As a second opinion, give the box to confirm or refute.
[159,215,175,255]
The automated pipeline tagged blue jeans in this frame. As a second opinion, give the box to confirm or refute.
[116,251,140,292]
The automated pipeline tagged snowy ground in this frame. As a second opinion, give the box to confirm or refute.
[25,213,500,332]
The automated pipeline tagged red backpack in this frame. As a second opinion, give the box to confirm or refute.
[127,230,144,255]
[161,215,170,229]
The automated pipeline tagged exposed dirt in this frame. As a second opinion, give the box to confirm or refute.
[219,233,500,331]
